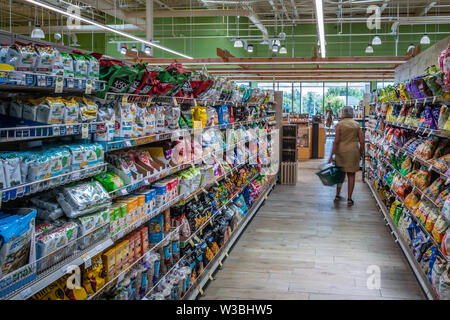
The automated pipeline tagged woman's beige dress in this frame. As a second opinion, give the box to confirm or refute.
[335,118,361,173]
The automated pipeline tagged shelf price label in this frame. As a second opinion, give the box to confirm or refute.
[82,254,92,268]
[55,76,64,93]
[189,239,195,247]
[198,286,204,295]
[208,274,214,281]
[85,80,92,94]
[21,288,32,300]
[81,123,89,139]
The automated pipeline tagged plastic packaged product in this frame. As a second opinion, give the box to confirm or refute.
[36,97,65,124]
[171,232,180,263]
[148,214,164,244]
[165,106,180,130]
[95,103,115,142]
[0,209,36,276]
[431,216,449,244]
[35,221,78,270]
[7,42,37,73]
[57,181,111,218]
[2,154,22,187]
[76,210,109,248]
[145,106,156,136]
[71,53,88,79]
[94,171,125,192]
[66,144,87,172]
[134,104,146,137]
[155,105,165,133]
[85,55,99,80]
[60,52,74,78]
[114,101,134,139]
[77,97,98,122]
[62,98,80,124]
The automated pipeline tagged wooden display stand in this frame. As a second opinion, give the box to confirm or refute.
[317,125,326,159]
[297,124,311,160]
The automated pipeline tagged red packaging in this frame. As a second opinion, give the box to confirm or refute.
[139,226,150,254]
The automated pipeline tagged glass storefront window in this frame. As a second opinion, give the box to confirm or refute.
[347,82,370,107]
[324,82,347,115]
[278,82,293,113]
[377,81,395,89]
[293,83,301,113]
[301,82,323,115]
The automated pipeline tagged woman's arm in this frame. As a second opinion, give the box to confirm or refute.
[329,124,340,163]
[358,128,365,158]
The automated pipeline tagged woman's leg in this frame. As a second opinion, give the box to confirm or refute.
[336,183,342,198]
[347,172,356,202]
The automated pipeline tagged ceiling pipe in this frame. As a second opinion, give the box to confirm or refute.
[146,0,154,55]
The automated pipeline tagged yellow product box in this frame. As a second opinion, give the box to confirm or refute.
[119,239,130,271]
[114,242,124,273]
[102,247,116,282]
[135,195,146,219]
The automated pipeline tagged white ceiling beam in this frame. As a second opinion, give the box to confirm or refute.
[127,9,252,18]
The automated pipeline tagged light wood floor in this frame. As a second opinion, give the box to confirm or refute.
[201,140,425,300]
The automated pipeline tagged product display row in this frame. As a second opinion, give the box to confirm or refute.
[25,166,274,300]
[366,62,450,299]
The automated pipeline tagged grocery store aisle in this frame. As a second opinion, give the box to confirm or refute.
[201,139,425,300]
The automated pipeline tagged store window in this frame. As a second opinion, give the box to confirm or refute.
[257,82,275,91]
[347,82,370,107]
[293,83,301,113]
[376,81,395,89]
[235,81,251,87]
[324,82,347,115]
[278,82,293,113]
[301,82,323,115]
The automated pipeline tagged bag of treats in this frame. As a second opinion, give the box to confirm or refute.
[425,177,445,200]
[432,216,449,244]
[77,97,98,122]
[95,102,115,142]
[62,97,80,124]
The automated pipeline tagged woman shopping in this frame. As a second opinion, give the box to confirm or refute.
[328,106,364,206]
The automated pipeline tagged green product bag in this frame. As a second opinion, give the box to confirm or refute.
[96,64,138,99]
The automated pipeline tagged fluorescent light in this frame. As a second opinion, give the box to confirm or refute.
[420,34,430,44]
[247,44,254,53]
[234,38,243,48]
[314,0,326,58]
[365,44,374,53]
[145,60,408,66]
[279,46,287,54]
[23,0,193,59]
[372,35,382,45]
[31,24,45,39]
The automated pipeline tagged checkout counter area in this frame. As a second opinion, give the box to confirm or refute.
[282,113,326,160]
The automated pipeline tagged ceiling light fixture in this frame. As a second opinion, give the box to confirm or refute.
[274,39,281,46]
[407,43,415,52]
[247,44,254,53]
[120,45,127,55]
[272,44,278,52]
[23,0,193,59]
[372,34,382,45]
[314,0,326,58]
[144,46,151,54]
[279,46,287,54]
[131,45,138,52]
[420,34,430,45]
[234,38,243,48]
[31,24,45,39]
[365,44,374,54]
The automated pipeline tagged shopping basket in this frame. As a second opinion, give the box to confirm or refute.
[316,165,345,186]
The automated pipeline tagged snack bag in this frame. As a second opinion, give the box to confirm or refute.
[85,54,99,80]
[62,97,80,124]
[94,171,125,192]
[71,53,88,79]
[77,97,98,122]
[36,97,65,124]
[95,103,115,142]
[7,42,37,72]
[114,101,135,139]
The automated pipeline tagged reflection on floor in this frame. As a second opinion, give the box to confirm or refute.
[201,138,425,300]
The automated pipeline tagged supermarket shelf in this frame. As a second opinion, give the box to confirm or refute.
[1,162,107,202]
[382,96,450,105]
[0,71,106,94]
[182,178,275,300]
[0,122,102,143]
[111,194,184,241]
[7,237,114,300]
[87,224,184,300]
[384,120,450,139]
[366,181,437,300]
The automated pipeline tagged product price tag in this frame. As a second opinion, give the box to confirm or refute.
[53,126,60,136]
[21,288,32,299]
[81,123,89,139]
[194,235,200,242]
[96,244,104,253]
[224,251,229,257]
[122,95,128,105]
[85,80,92,94]
[82,254,92,268]
[198,286,204,295]
[189,239,195,247]
[118,188,128,196]
[118,230,125,238]
[194,194,198,202]
[208,274,214,281]
[194,99,198,106]
[72,171,81,181]
[172,97,179,106]
[60,265,70,276]
[446,178,450,185]
[209,220,213,227]
[215,180,219,186]
[146,97,153,107]
[264,195,268,200]
[433,96,437,104]
[218,260,223,267]
[55,76,64,93]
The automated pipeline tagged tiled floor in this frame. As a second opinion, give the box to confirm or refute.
[201,139,425,300]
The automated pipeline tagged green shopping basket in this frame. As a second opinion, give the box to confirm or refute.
[316,166,345,186]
